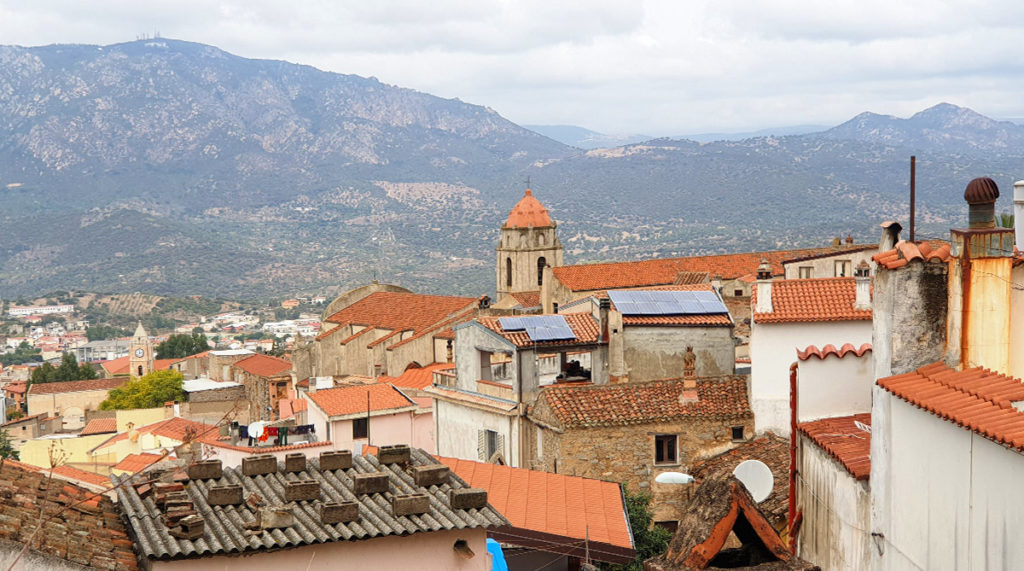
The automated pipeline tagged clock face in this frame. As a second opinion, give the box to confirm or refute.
[135,348,145,357]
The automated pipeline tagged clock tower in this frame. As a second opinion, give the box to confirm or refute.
[129,322,154,378]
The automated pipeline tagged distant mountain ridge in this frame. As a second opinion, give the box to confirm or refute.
[1,39,1021,301]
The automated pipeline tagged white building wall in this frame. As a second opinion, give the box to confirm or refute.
[750,321,872,435]
[871,393,1024,570]
[797,437,871,570]
[1009,265,1024,380]
[435,399,518,466]
[797,353,874,422]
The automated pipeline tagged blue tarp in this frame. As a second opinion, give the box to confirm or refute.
[487,538,508,571]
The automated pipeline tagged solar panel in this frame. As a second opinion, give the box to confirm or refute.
[498,317,526,331]
[607,290,729,316]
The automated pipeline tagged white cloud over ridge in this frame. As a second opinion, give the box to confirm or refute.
[1,0,1022,134]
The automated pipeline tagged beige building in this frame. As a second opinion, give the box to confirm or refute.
[230,353,293,422]
[26,377,126,430]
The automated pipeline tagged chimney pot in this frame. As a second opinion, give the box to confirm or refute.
[755,260,773,314]
[854,263,872,310]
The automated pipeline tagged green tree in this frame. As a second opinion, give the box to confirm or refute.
[86,324,127,341]
[999,211,1015,229]
[155,332,211,359]
[0,342,42,366]
[601,489,674,571]
[0,429,19,460]
[29,353,99,385]
[99,370,185,410]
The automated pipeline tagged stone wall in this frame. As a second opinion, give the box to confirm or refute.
[621,325,735,381]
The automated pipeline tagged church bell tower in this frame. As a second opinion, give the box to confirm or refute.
[129,322,154,378]
[496,188,564,303]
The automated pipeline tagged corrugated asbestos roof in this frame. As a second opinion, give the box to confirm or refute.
[114,448,507,561]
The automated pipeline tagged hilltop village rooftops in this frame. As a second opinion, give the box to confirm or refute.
[797,414,873,480]
[27,376,127,395]
[80,417,118,436]
[551,244,869,292]
[101,355,180,376]
[113,447,507,561]
[606,284,733,327]
[753,277,872,324]
[379,362,456,390]
[878,362,1024,453]
[306,383,418,419]
[317,291,478,342]
[534,377,751,429]
[476,312,602,348]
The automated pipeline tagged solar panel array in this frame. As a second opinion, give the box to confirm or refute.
[607,290,728,316]
[497,315,577,342]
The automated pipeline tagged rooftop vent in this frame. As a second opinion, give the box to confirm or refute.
[964,177,999,228]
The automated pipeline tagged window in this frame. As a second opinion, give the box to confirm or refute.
[352,417,368,440]
[478,429,504,462]
[732,426,745,441]
[655,434,677,464]
[734,289,744,297]
[537,256,546,286]
[798,266,813,279]
[835,260,852,277]
[506,257,512,287]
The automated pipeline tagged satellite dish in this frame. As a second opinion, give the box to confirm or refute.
[733,459,773,503]
[655,472,695,485]
[248,421,265,439]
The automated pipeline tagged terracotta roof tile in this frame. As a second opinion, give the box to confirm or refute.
[538,377,751,428]
[112,452,166,474]
[553,245,868,292]
[504,189,554,228]
[202,438,332,454]
[233,353,292,377]
[797,414,872,480]
[878,363,1024,453]
[379,362,455,390]
[872,239,952,270]
[49,465,114,488]
[690,433,789,527]
[28,377,126,396]
[100,356,178,376]
[797,343,873,361]
[753,277,872,324]
[477,313,601,348]
[306,383,416,418]
[93,417,218,451]
[388,306,476,350]
[321,292,477,348]
[509,290,542,308]
[80,417,118,436]
[439,456,635,555]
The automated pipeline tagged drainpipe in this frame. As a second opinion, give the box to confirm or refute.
[788,362,801,552]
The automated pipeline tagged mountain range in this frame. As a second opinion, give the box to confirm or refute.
[1,39,1021,300]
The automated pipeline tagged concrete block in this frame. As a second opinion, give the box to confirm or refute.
[187,460,223,480]
[377,444,410,465]
[242,454,277,476]
[285,453,306,473]
[207,484,243,506]
[392,493,430,516]
[449,488,487,510]
[284,479,320,502]
[321,501,359,524]
[353,472,389,495]
[256,507,294,530]
[412,464,450,488]
[320,450,352,471]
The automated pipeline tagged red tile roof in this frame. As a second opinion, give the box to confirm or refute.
[379,362,455,390]
[49,465,114,488]
[797,414,872,480]
[0,462,136,569]
[80,417,118,436]
[873,240,951,270]
[202,438,333,454]
[797,343,873,361]
[552,245,868,292]
[690,433,789,528]
[387,306,476,350]
[233,353,292,377]
[439,456,635,558]
[753,277,872,324]
[509,290,541,308]
[477,313,601,348]
[4,382,26,395]
[878,362,1024,452]
[306,383,416,418]
[321,292,477,346]
[783,244,877,264]
[537,377,752,428]
[504,189,553,228]
[28,377,126,396]
[93,417,218,451]
[100,356,179,376]
[112,452,166,474]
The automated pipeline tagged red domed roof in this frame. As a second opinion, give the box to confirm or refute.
[505,189,553,228]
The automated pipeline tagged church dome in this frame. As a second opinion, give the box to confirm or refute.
[505,189,553,228]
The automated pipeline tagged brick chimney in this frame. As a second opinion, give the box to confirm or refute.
[854,261,871,310]
[754,260,773,314]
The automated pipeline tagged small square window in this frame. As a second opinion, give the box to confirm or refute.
[733,289,744,297]
[655,434,677,464]
[732,426,745,441]
[798,267,813,279]
[352,417,368,440]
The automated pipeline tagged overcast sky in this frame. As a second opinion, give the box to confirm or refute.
[3,0,1023,135]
